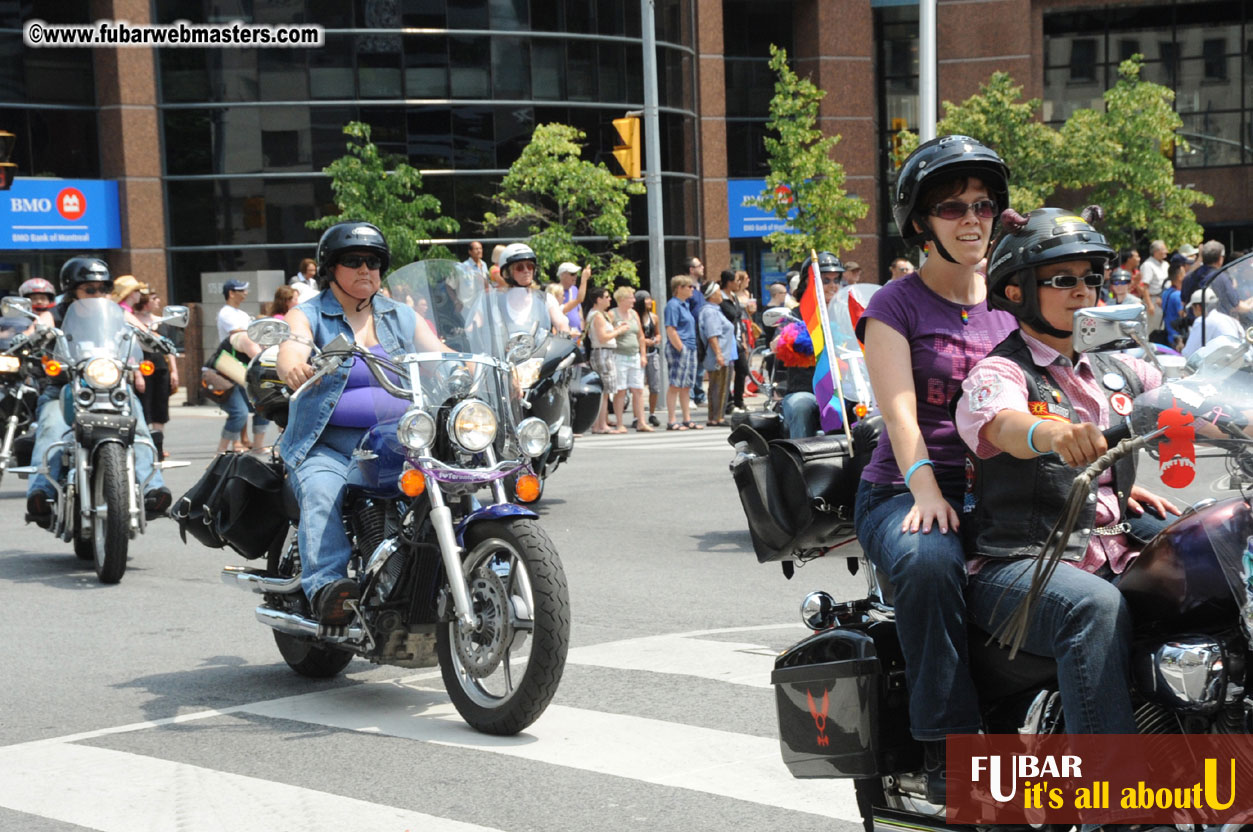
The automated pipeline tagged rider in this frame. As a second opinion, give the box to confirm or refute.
[498,243,571,334]
[853,135,1017,803]
[956,206,1178,734]
[277,222,445,626]
[25,257,170,527]
[774,251,844,438]
[18,278,57,314]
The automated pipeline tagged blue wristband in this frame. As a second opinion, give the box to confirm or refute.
[904,459,934,488]
[1026,419,1047,455]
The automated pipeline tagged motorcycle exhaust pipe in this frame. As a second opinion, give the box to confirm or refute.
[221,565,302,594]
[254,606,364,642]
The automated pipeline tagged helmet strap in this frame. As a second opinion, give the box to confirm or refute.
[1024,315,1073,340]
[332,271,376,312]
[917,218,961,265]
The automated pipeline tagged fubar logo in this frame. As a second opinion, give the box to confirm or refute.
[806,689,830,747]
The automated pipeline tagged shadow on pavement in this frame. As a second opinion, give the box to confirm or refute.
[0,549,148,589]
[693,528,753,553]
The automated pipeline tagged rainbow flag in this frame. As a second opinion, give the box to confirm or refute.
[799,258,843,432]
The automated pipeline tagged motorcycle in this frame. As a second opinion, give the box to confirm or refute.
[0,316,42,484]
[2,296,187,583]
[732,296,1253,830]
[222,260,570,735]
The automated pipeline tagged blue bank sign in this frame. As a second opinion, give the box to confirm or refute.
[1,179,122,250]
[726,178,799,238]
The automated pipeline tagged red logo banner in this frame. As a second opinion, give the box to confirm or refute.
[947,734,1253,825]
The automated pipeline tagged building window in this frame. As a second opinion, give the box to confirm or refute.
[1204,38,1228,80]
[1070,39,1098,82]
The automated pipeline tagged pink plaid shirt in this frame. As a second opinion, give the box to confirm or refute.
[956,333,1162,575]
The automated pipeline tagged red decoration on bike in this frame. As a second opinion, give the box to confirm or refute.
[1157,402,1196,488]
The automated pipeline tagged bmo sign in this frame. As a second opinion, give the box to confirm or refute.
[1,179,121,250]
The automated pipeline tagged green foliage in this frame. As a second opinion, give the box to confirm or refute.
[1059,56,1212,249]
[748,45,868,265]
[306,122,460,268]
[895,60,1212,250]
[482,122,645,285]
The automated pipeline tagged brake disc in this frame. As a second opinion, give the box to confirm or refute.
[455,565,514,679]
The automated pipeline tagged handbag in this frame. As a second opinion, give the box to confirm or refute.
[200,367,233,403]
[211,345,248,386]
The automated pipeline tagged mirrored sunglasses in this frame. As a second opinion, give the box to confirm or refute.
[1036,273,1104,289]
[78,284,109,296]
[929,199,998,221]
[339,254,382,270]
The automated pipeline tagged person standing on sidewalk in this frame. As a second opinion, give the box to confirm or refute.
[215,280,269,454]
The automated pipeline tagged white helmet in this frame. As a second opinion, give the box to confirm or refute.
[499,243,538,286]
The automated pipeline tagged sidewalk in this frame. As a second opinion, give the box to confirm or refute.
[169,388,228,419]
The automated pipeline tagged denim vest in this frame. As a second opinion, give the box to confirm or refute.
[278,290,419,467]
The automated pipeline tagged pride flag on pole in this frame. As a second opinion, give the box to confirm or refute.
[799,256,845,434]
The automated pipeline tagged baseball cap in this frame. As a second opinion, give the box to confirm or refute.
[556,262,580,277]
[222,279,250,297]
[1178,243,1199,258]
[1189,288,1218,306]
[1169,253,1189,267]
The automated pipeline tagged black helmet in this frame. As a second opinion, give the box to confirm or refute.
[892,135,1010,264]
[499,242,538,287]
[1108,268,1133,284]
[244,345,289,429]
[799,251,845,276]
[315,221,390,286]
[986,207,1113,338]
[58,257,111,294]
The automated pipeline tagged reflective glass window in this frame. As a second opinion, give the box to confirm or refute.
[168,176,332,247]
[565,0,591,32]
[452,107,494,168]
[402,0,446,27]
[491,0,528,28]
[599,0,626,36]
[254,0,304,25]
[495,106,534,168]
[258,45,308,101]
[1177,111,1244,167]
[446,0,488,28]
[310,106,358,169]
[310,34,355,99]
[162,110,214,176]
[358,33,403,99]
[567,41,596,101]
[492,37,530,100]
[159,49,210,103]
[533,41,565,100]
[8,108,101,178]
[407,106,454,167]
[404,35,449,97]
[450,36,490,98]
[599,44,627,103]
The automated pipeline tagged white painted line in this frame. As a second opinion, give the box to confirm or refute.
[237,682,859,821]
[0,742,503,832]
[567,633,782,688]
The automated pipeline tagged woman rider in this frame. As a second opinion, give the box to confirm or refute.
[957,206,1178,735]
[277,222,445,625]
[853,136,1018,803]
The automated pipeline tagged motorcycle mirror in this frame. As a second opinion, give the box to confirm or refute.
[1,297,35,320]
[1073,304,1148,353]
[159,305,190,328]
[248,318,290,347]
[1184,334,1246,375]
[761,307,793,328]
[506,331,535,364]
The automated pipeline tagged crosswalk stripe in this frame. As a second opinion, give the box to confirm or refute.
[0,742,504,832]
[236,681,860,821]
[566,632,791,688]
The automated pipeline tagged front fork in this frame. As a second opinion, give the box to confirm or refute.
[0,411,19,468]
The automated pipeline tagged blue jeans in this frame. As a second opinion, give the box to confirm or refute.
[854,478,981,739]
[290,426,362,601]
[219,385,271,440]
[782,392,819,438]
[28,387,164,499]
[966,510,1170,735]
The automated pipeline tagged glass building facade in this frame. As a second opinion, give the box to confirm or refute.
[154,0,700,301]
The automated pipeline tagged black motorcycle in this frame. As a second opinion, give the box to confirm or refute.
[0,316,41,485]
[731,302,1253,831]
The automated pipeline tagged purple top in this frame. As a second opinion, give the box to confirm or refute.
[563,284,581,330]
[327,345,408,428]
[855,272,1017,485]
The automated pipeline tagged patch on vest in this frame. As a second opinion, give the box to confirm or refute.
[1109,391,1133,415]
[1028,400,1071,420]
[968,378,1002,411]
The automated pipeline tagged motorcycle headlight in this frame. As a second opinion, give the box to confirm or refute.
[449,399,497,452]
[84,358,122,389]
[0,355,19,374]
[516,416,551,457]
[512,357,543,391]
[397,408,436,451]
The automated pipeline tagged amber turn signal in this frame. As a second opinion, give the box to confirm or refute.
[398,468,426,497]
[42,357,61,376]
[514,473,541,503]
[854,403,869,419]
[140,360,155,376]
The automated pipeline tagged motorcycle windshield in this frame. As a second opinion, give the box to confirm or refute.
[0,317,27,351]
[377,260,515,430]
[57,298,139,364]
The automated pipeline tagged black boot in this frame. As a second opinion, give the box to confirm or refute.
[923,739,947,805]
[151,430,164,461]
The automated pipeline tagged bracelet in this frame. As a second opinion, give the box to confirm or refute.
[904,459,933,488]
[1026,419,1048,455]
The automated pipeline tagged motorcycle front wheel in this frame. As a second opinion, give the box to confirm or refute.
[437,517,569,735]
[91,443,130,583]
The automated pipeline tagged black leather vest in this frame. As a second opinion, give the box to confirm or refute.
[959,331,1142,562]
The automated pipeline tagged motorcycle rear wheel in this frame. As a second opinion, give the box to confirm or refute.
[437,517,569,735]
[266,525,354,679]
[92,443,129,583]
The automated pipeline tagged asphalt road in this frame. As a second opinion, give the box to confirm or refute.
[0,397,1236,832]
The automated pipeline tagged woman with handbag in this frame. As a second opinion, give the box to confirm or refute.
[214,279,268,454]
[586,285,630,434]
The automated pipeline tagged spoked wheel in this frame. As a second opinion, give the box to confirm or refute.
[92,444,129,583]
[266,525,354,679]
[437,518,569,735]
[747,344,771,391]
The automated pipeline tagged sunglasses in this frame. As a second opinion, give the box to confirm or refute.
[929,199,998,221]
[338,254,382,270]
[1036,273,1104,289]
[78,284,109,296]
[820,276,840,285]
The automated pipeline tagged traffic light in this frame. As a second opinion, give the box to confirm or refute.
[612,116,640,179]
[0,131,16,191]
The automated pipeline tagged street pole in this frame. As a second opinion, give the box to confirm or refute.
[919,0,937,142]
[641,0,667,377]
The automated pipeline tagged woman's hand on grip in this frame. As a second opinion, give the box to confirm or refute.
[283,361,315,391]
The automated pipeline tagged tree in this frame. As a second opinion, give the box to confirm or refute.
[307,121,459,267]
[935,73,1064,213]
[1059,56,1212,250]
[748,45,867,265]
[482,122,645,285]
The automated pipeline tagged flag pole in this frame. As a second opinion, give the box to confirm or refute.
[812,248,855,453]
